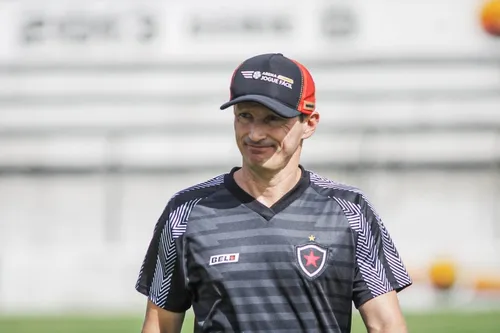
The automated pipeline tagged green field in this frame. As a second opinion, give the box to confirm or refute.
[1,311,499,333]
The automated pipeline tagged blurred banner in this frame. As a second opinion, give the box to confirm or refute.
[0,0,498,63]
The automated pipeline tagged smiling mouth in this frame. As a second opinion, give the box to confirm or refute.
[245,144,274,152]
[247,144,271,148]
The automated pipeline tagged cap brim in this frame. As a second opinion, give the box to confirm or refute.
[219,95,301,118]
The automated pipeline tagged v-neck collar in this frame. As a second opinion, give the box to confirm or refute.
[224,165,310,221]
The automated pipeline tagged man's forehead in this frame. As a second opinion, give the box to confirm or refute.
[234,102,276,114]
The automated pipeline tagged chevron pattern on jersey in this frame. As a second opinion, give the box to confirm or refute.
[310,172,412,287]
[310,173,361,194]
[377,221,412,286]
[139,175,224,308]
[333,197,392,297]
[175,174,225,197]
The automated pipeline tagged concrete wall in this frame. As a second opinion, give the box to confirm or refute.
[1,169,499,313]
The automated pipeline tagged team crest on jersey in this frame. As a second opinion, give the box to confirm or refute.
[296,244,328,278]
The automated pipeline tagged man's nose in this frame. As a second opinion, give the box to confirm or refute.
[248,123,266,142]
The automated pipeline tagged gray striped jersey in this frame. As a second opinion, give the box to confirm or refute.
[135,166,412,333]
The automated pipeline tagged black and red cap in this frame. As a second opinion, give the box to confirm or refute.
[220,53,316,118]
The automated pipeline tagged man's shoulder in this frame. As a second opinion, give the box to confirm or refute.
[307,170,366,204]
[166,173,227,211]
[307,170,382,219]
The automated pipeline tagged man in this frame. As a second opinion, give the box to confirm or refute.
[135,53,412,333]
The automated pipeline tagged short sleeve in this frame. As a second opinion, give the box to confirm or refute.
[135,204,191,312]
[351,196,412,309]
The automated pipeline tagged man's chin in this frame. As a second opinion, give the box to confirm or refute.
[244,153,273,165]
[244,157,281,171]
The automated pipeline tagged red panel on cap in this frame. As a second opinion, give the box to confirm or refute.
[229,61,244,100]
[291,60,316,115]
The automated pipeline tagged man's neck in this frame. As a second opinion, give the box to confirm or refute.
[234,162,303,208]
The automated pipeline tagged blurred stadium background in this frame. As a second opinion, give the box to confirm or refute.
[1,0,500,332]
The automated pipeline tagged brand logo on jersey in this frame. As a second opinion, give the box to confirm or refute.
[209,253,240,266]
[296,244,327,278]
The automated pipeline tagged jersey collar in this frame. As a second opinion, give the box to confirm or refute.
[224,165,310,221]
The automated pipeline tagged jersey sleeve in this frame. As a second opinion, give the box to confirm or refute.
[351,196,412,309]
[135,203,191,312]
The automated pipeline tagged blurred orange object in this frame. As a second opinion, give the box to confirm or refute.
[474,276,500,291]
[481,0,500,36]
[429,259,457,290]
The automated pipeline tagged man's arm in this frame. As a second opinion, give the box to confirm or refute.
[338,194,412,331]
[358,291,407,333]
[141,300,185,333]
[135,201,192,333]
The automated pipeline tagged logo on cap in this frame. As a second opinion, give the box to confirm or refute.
[240,70,294,89]
[241,70,258,79]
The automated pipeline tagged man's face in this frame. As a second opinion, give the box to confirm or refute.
[233,102,318,171]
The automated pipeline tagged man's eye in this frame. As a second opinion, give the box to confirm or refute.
[238,113,251,119]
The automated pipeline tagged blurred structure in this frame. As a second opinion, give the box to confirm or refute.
[0,0,499,314]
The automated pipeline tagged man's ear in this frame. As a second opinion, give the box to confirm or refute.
[302,112,320,140]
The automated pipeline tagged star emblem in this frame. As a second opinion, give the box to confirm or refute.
[308,235,316,242]
[303,250,321,268]
[296,244,327,278]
